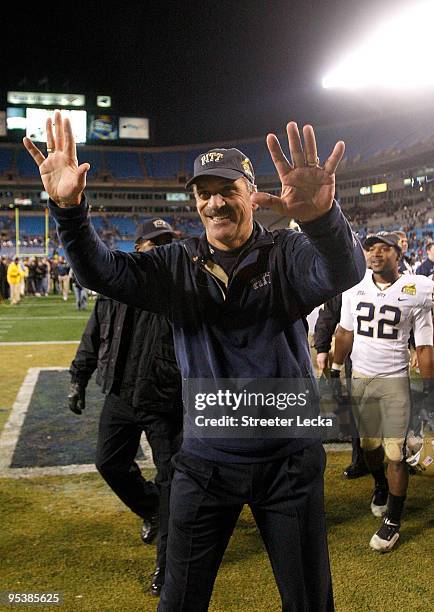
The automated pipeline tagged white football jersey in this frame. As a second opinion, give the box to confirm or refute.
[340,271,434,376]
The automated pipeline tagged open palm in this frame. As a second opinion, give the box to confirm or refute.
[23,111,90,207]
[252,123,344,223]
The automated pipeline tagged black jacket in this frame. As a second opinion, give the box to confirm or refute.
[313,294,342,354]
[70,296,182,415]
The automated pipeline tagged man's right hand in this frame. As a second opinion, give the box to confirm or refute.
[316,352,329,372]
[68,382,86,415]
[22,110,90,207]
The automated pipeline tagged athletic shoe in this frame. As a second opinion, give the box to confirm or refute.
[370,484,388,517]
[370,517,400,552]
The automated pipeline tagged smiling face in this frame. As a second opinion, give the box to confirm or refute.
[193,176,257,251]
[369,242,400,275]
[399,235,408,253]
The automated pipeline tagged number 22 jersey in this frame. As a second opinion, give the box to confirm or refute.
[339,271,434,377]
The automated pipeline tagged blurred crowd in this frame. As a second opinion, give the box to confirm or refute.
[345,196,434,231]
[0,254,90,309]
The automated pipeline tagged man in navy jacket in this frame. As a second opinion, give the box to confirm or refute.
[417,242,434,277]
[24,112,365,612]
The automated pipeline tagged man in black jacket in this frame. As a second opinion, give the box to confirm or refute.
[69,219,183,596]
[314,294,368,478]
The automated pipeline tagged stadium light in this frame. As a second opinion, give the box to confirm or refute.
[322,1,434,90]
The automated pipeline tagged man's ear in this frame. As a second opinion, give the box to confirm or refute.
[251,184,259,210]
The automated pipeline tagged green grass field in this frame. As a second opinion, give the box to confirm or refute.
[0,295,433,612]
[0,295,90,342]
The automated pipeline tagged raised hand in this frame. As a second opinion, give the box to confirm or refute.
[23,110,90,207]
[251,122,345,222]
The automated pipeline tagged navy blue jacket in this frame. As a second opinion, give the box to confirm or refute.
[417,258,434,277]
[50,197,365,461]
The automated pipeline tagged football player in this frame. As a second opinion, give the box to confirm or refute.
[333,232,434,552]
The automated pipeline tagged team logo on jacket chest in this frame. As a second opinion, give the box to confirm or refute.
[250,272,271,290]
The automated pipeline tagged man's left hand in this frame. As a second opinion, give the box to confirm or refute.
[252,122,345,222]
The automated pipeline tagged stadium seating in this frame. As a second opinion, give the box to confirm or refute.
[0,214,55,233]
[77,149,102,177]
[145,151,183,179]
[0,215,12,229]
[89,215,105,231]
[16,216,46,235]
[106,151,143,179]
[116,240,135,253]
[109,217,135,235]
[0,148,13,175]
[173,218,202,236]
[16,150,41,177]
[238,141,275,176]
[2,107,434,186]
[184,148,206,174]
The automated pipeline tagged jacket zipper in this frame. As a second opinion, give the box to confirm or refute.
[182,243,227,300]
[182,233,275,302]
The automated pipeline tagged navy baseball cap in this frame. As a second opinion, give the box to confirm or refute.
[135,218,176,242]
[364,232,402,254]
[185,148,255,188]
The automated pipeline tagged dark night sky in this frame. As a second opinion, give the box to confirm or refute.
[1,0,429,145]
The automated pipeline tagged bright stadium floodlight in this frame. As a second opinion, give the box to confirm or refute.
[322,1,434,90]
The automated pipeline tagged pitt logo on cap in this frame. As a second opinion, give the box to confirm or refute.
[242,157,253,179]
[153,219,167,228]
[201,152,224,165]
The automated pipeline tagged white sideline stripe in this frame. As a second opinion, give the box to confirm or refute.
[0,316,88,321]
[2,301,96,307]
[4,306,88,310]
[0,341,80,346]
[0,367,41,471]
[0,367,156,478]
[0,460,156,479]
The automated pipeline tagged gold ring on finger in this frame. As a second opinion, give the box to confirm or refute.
[306,157,320,167]
[47,147,54,153]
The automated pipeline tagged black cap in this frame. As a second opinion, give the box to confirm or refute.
[364,231,402,254]
[135,218,176,242]
[185,148,255,188]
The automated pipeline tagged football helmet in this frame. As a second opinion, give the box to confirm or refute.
[406,433,433,473]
